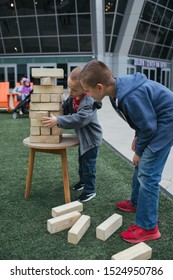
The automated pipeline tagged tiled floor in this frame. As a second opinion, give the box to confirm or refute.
[97,96,173,199]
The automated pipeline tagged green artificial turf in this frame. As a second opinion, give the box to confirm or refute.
[0,112,173,260]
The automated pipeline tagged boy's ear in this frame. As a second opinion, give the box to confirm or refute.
[96,83,103,90]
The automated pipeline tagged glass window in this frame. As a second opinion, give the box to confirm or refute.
[141,2,155,22]
[167,0,173,9]
[40,37,59,53]
[79,36,92,52]
[117,0,127,14]
[156,27,167,44]
[0,1,16,16]
[56,0,75,13]
[160,46,170,59]
[35,0,56,15]
[78,15,91,34]
[0,39,4,54]
[7,67,15,88]
[151,45,162,58]
[158,0,168,6]
[17,64,27,82]
[22,38,40,53]
[38,16,57,36]
[57,63,67,88]
[4,38,22,53]
[1,18,19,37]
[0,68,5,82]
[105,36,110,51]
[105,14,114,34]
[167,48,173,60]
[146,24,159,42]
[153,6,164,25]
[113,15,123,35]
[164,31,173,46]
[110,36,117,52]
[162,9,172,27]
[136,22,150,40]
[77,0,90,13]
[58,15,77,35]
[60,36,78,52]
[129,40,144,56]
[19,17,38,36]
[16,0,35,16]
[141,42,154,57]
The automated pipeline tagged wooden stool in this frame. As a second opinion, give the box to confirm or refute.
[23,134,79,203]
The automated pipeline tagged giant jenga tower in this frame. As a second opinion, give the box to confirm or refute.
[29,68,64,143]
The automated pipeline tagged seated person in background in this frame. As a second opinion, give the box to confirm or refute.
[42,66,102,203]
[12,76,25,101]
[15,78,32,115]
[20,78,32,100]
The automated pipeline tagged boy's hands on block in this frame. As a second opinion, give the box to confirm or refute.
[42,114,58,128]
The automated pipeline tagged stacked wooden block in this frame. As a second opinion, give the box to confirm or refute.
[29,68,64,143]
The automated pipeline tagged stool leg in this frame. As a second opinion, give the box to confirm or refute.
[60,149,71,203]
[25,148,35,198]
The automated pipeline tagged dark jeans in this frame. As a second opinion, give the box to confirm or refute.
[78,146,99,194]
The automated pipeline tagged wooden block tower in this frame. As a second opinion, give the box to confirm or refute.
[29,68,64,143]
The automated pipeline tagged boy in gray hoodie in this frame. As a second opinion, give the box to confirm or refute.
[42,67,102,202]
[79,60,173,243]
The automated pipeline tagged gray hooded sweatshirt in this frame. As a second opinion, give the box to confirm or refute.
[57,95,102,156]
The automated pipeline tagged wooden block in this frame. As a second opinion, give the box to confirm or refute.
[68,215,91,244]
[40,94,51,103]
[111,242,152,260]
[52,201,83,217]
[41,127,51,135]
[50,110,63,117]
[33,85,63,94]
[29,111,37,119]
[31,94,40,103]
[30,126,40,136]
[36,111,49,120]
[52,126,62,135]
[32,68,64,78]
[47,211,81,234]
[96,213,122,241]
[30,118,42,127]
[41,77,55,85]
[30,103,61,111]
[30,135,62,143]
[51,94,62,103]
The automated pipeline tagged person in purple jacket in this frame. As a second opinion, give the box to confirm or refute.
[79,60,173,243]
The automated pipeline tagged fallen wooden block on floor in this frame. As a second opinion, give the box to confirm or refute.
[111,242,152,260]
[96,213,122,241]
[52,201,83,217]
[68,215,91,244]
[47,211,81,234]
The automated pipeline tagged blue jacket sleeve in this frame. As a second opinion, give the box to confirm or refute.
[123,94,157,156]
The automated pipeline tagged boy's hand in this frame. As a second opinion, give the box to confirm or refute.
[131,136,138,151]
[42,114,58,128]
[133,153,140,166]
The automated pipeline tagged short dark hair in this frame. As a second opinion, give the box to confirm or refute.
[79,60,113,87]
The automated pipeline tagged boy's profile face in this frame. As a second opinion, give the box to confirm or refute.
[68,77,84,98]
[80,80,104,101]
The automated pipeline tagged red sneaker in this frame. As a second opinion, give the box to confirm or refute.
[117,200,136,212]
[120,224,161,243]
